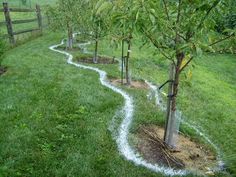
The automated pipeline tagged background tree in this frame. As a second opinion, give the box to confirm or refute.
[83,0,112,63]
[72,0,90,42]
[46,0,78,50]
[110,0,139,85]
[135,0,235,148]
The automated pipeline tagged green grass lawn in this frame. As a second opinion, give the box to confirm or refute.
[0,31,235,177]
[0,32,163,177]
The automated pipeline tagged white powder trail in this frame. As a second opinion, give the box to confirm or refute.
[49,38,187,176]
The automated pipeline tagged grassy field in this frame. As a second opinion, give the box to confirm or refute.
[0,30,235,177]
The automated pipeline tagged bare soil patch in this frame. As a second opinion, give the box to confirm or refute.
[136,125,218,175]
[110,79,149,89]
[0,66,7,76]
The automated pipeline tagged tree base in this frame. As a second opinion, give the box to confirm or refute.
[135,125,218,175]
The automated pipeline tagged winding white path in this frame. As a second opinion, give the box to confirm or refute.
[49,35,223,176]
[49,38,187,176]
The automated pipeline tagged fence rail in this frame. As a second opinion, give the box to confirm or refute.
[0,2,42,45]
[13,28,40,35]
[12,18,38,25]
[0,8,35,12]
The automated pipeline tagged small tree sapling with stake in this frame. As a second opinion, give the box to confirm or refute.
[83,0,111,63]
[109,0,139,85]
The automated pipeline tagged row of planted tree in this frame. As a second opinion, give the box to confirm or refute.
[46,0,235,148]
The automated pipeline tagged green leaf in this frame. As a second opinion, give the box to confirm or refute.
[149,14,155,25]
[135,10,140,23]
[150,8,156,14]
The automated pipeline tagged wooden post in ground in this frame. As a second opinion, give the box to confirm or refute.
[121,39,124,85]
[36,4,42,32]
[3,2,15,45]
[126,39,131,85]
[164,63,175,146]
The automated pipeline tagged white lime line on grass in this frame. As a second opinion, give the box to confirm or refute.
[49,37,187,176]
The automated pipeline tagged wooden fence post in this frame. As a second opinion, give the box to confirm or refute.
[3,2,15,45]
[36,4,42,32]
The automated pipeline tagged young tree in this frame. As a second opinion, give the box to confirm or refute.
[82,0,112,63]
[110,0,139,85]
[135,0,235,147]
[46,0,78,50]
[72,0,90,42]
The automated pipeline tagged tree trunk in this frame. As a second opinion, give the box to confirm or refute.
[93,38,98,63]
[164,53,184,148]
[93,30,98,63]
[121,39,125,85]
[164,64,175,143]
[126,36,132,85]
[67,24,73,50]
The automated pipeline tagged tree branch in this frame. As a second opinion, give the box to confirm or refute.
[176,0,182,24]
[162,0,170,21]
[175,0,182,50]
[140,28,176,65]
[143,30,168,49]
[209,33,235,46]
[179,56,193,73]
[160,50,173,60]
[197,0,221,29]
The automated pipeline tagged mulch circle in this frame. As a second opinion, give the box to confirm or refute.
[136,125,218,175]
[137,126,185,169]
[76,56,118,64]
[0,66,7,76]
